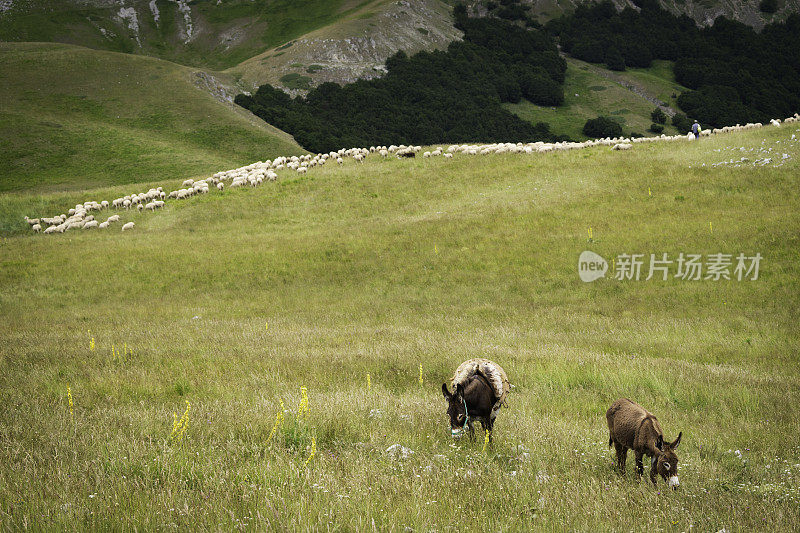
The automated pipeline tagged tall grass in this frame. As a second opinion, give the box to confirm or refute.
[1,124,799,529]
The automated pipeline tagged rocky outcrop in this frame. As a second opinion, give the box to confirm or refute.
[230,0,461,94]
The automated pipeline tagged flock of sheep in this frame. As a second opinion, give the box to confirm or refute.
[24,114,799,235]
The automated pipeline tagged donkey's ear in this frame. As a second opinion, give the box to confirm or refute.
[671,432,682,449]
[456,383,465,397]
[655,435,664,451]
[442,383,451,399]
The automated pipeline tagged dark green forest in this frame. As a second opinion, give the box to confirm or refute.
[235,13,568,153]
[548,0,800,127]
[236,1,800,152]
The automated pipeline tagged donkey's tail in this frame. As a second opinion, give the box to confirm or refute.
[608,435,614,447]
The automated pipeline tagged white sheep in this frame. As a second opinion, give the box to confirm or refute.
[217,182,224,191]
[83,220,99,229]
[98,221,109,229]
[121,222,135,232]
[31,223,41,233]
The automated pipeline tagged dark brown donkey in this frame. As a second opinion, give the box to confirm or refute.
[442,373,496,441]
[606,398,683,489]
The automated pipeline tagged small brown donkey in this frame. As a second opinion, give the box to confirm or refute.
[606,398,682,489]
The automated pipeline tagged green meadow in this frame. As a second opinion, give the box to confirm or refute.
[0,43,303,194]
[1,124,799,530]
[507,58,686,140]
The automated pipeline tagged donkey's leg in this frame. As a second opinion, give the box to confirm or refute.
[649,456,659,485]
[467,420,476,441]
[635,451,644,479]
[614,443,627,475]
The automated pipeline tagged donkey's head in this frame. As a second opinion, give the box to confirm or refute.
[653,432,682,489]
[442,383,468,436]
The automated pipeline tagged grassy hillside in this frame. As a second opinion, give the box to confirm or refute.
[506,58,686,140]
[1,124,799,529]
[0,42,303,193]
[0,0,379,70]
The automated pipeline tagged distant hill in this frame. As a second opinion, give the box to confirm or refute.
[2,0,798,190]
[228,0,461,94]
[0,0,460,73]
[0,42,303,192]
[464,0,800,30]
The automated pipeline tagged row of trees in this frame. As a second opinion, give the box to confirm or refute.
[547,0,800,127]
[235,14,569,153]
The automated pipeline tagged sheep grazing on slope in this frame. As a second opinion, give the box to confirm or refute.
[98,221,109,229]
[107,215,120,223]
[28,118,798,239]
[121,222,135,232]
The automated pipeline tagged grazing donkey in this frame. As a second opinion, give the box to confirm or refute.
[442,373,497,441]
[606,398,683,489]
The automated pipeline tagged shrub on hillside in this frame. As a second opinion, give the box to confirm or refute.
[622,43,652,68]
[672,112,692,132]
[517,66,564,106]
[605,47,626,71]
[651,107,667,124]
[583,116,623,138]
[649,122,664,133]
